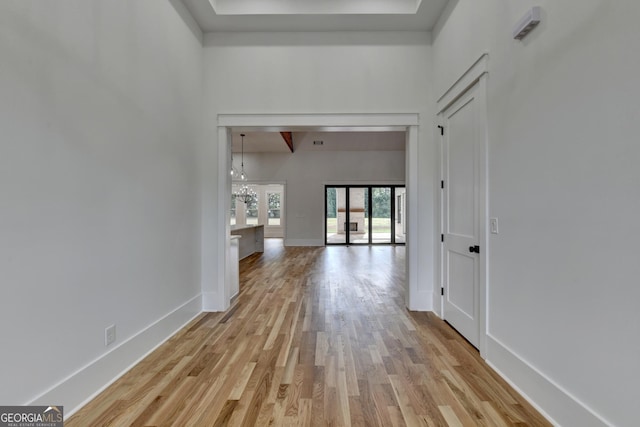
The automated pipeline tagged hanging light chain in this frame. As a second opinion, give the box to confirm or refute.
[239,133,247,181]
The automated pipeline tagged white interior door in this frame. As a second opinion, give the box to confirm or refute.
[442,82,483,348]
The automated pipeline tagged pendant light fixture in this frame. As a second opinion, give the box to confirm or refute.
[239,133,248,182]
[230,149,239,178]
[232,133,256,204]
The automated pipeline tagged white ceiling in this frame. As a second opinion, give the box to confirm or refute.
[232,131,405,153]
[181,0,450,32]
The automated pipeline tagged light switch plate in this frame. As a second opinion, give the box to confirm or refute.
[490,218,499,234]
[105,324,116,346]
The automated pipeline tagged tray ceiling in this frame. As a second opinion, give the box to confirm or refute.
[181,0,450,32]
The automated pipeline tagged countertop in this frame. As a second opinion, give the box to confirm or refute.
[231,224,264,231]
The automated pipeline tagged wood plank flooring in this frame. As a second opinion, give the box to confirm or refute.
[67,240,550,426]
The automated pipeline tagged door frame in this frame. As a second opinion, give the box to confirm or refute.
[202,114,426,312]
[437,54,489,357]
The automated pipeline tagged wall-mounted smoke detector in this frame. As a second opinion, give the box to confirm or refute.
[313,140,324,146]
[513,6,541,40]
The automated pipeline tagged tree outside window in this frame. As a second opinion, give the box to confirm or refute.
[246,196,259,225]
[268,193,281,225]
[230,194,236,225]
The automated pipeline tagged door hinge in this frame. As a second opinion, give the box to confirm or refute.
[441,234,444,242]
[438,125,444,136]
[441,180,444,189]
[441,287,444,296]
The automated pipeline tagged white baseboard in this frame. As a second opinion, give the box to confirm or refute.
[486,335,611,427]
[30,294,203,418]
[284,239,324,247]
[264,230,283,238]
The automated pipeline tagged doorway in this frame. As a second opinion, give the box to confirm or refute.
[325,185,406,245]
[206,114,424,312]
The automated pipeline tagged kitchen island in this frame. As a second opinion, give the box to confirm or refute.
[230,224,264,260]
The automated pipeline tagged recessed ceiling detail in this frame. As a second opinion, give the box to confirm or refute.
[182,0,449,32]
[210,0,422,16]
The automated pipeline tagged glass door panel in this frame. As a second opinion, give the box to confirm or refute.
[372,187,392,244]
[348,187,369,244]
[394,187,406,244]
[326,187,346,244]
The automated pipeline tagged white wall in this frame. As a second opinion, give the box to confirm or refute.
[0,0,203,414]
[434,1,640,426]
[202,31,436,309]
[242,149,405,245]
[204,32,432,115]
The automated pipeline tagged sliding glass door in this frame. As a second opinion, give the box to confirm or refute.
[325,185,405,245]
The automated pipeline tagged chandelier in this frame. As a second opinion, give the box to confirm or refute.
[231,133,256,203]
[233,184,257,204]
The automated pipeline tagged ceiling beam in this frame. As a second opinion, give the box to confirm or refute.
[280,132,294,153]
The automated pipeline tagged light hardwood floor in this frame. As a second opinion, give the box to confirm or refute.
[67,240,550,426]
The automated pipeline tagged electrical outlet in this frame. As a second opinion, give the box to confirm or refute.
[105,324,116,346]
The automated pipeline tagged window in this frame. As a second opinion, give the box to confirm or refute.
[246,197,258,225]
[267,193,281,225]
[230,195,236,225]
